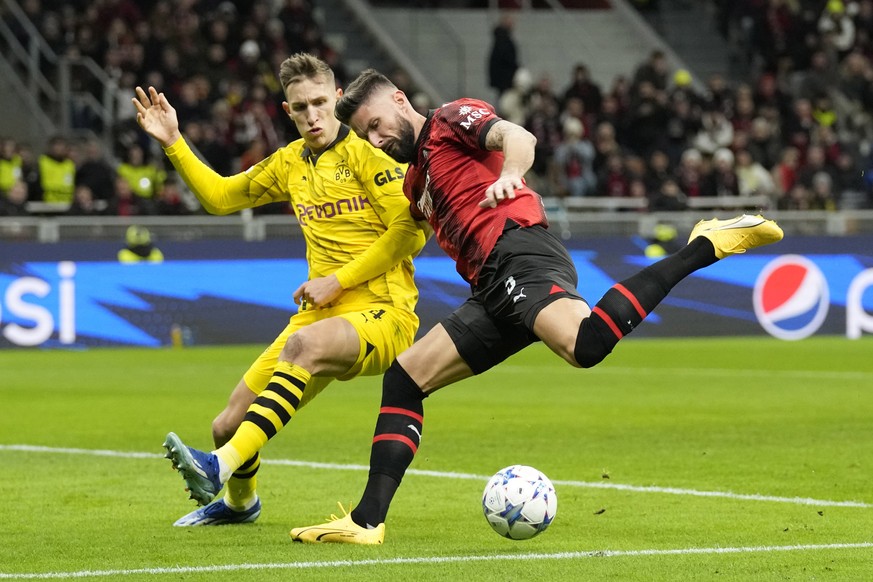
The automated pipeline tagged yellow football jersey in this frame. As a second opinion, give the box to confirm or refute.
[164,126,424,314]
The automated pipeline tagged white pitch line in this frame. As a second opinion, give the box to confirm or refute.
[1,542,871,579]
[2,444,870,508]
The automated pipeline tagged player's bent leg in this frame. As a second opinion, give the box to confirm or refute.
[532,297,591,367]
[163,432,224,506]
[212,317,362,476]
[290,503,384,544]
[567,215,783,369]
[173,497,261,527]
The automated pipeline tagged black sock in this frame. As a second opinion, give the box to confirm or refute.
[351,361,425,528]
[574,237,717,367]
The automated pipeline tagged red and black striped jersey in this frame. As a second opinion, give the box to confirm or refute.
[403,98,547,284]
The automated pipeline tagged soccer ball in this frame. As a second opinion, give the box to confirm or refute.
[482,464,557,540]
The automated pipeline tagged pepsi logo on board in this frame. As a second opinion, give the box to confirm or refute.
[753,255,829,340]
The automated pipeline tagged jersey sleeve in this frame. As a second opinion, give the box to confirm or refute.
[163,137,291,215]
[332,143,426,290]
[437,98,502,152]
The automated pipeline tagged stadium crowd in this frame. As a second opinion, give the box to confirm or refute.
[2,0,873,217]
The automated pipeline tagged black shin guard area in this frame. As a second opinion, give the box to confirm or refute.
[573,313,617,368]
[353,361,426,527]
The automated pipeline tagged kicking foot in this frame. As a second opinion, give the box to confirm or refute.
[162,432,223,506]
[688,214,783,259]
[289,503,384,545]
[173,497,261,526]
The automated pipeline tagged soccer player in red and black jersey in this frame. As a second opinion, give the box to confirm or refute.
[290,69,784,545]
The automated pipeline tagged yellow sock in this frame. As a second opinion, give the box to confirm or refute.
[224,453,260,510]
[214,362,310,481]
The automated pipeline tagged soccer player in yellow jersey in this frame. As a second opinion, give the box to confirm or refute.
[132,53,427,526]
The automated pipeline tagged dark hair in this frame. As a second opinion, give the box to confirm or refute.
[335,69,397,124]
[278,53,334,91]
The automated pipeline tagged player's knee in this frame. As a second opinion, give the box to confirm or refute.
[279,332,306,362]
[382,360,426,404]
[573,316,615,369]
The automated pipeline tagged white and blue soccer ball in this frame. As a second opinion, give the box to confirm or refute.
[482,464,557,540]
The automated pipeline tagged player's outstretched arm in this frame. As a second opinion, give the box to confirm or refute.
[132,86,182,148]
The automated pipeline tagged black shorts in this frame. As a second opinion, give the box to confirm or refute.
[441,223,586,375]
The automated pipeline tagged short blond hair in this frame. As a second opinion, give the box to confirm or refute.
[278,53,335,90]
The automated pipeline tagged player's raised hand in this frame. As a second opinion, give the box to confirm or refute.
[132,86,182,148]
[479,174,524,208]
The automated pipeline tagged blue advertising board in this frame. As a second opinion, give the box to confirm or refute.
[1,236,871,348]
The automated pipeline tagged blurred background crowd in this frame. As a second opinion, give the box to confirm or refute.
[2,0,873,218]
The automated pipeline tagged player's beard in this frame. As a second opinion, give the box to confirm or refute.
[383,116,417,163]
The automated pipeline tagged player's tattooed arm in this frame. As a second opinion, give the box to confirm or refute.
[480,120,537,208]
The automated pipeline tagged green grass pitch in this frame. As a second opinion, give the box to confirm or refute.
[1,337,871,581]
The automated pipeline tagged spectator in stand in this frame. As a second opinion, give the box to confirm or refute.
[561,97,595,142]
[772,146,802,197]
[597,153,632,197]
[627,177,649,210]
[783,97,818,155]
[155,177,189,215]
[676,147,707,198]
[644,149,673,193]
[562,63,603,116]
[831,151,866,208]
[591,121,625,175]
[497,67,533,125]
[702,147,740,197]
[731,85,757,134]
[754,72,792,119]
[523,89,562,181]
[781,183,815,209]
[632,49,669,92]
[703,72,734,114]
[487,13,519,99]
[693,107,734,156]
[662,93,701,166]
[796,144,834,189]
[818,0,856,57]
[67,184,102,216]
[649,177,688,212]
[810,171,838,210]
[626,79,670,157]
[735,148,777,202]
[0,138,23,196]
[797,50,839,100]
[550,117,596,198]
[838,52,873,137]
[669,69,704,110]
[279,0,317,52]
[595,94,626,141]
[36,136,76,204]
[747,116,783,169]
[239,138,269,173]
[184,121,234,176]
[117,144,165,214]
[75,138,116,204]
[0,179,29,216]
[109,174,142,216]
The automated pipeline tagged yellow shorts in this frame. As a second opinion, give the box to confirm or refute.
[242,304,418,409]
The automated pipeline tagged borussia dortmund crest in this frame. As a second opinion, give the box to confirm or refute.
[335,160,352,183]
